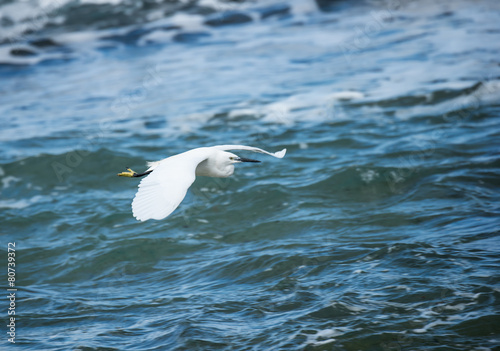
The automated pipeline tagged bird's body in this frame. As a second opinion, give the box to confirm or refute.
[118,145,286,221]
[148,147,236,178]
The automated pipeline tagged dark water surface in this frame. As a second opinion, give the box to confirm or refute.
[1,0,500,350]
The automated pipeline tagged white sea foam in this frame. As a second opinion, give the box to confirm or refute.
[81,0,124,5]
[330,91,365,100]
[0,195,44,209]
[289,0,318,16]
[444,303,466,311]
[55,30,104,46]
[0,199,31,209]
[168,13,206,31]
[2,176,20,189]
[168,112,214,134]
[413,319,452,334]
[359,169,379,184]
[303,327,350,347]
[260,90,364,124]
[138,30,176,46]
[228,109,260,119]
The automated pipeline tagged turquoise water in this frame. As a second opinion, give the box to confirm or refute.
[1,0,500,350]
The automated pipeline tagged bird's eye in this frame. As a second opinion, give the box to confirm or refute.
[229,157,234,160]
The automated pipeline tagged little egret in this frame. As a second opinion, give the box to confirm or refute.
[118,145,286,221]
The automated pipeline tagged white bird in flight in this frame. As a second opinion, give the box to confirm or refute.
[118,145,286,221]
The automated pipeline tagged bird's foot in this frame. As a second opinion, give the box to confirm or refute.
[117,168,138,177]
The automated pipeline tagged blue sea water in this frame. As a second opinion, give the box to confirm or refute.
[1,0,500,350]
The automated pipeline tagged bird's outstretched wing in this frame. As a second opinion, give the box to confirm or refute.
[213,145,286,158]
[132,149,211,221]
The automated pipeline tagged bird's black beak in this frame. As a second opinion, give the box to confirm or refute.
[237,157,261,163]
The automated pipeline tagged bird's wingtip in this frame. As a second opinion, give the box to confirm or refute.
[275,148,287,158]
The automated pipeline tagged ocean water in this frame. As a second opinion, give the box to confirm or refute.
[1,0,500,350]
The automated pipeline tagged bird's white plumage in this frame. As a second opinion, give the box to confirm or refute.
[132,150,204,221]
[213,145,286,159]
[130,145,286,221]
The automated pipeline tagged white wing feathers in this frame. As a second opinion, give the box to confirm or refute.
[145,160,161,172]
[131,145,285,221]
[132,150,210,221]
[213,145,286,159]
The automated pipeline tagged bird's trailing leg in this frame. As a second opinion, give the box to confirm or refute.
[117,167,152,178]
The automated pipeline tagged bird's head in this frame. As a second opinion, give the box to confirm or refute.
[209,151,262,178]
